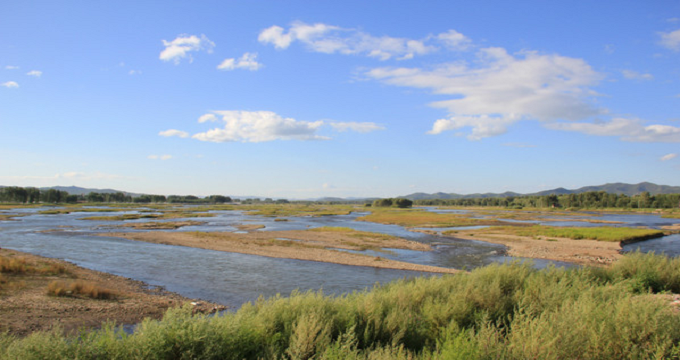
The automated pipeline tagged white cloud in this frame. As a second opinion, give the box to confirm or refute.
[437,30,471,50]
[159,34,215,64]
[258,21,458,60]
[217,52,262,71]
[197,114,218,123]
[5,65,19,70]
[26,70,42,77]
[159,129,190,138]
[192,111,328,143]
[368,47,603,139]
[545,118,680,143]
[148,155,172,160]
[661,153,678,161]
[659,29,680,51]
[622,69,653,80]
[329,122,385,133]
[1,81,19,88]
[128,70,141,75]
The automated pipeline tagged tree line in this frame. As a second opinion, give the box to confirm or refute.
[0,186,232,204]
[414,191,680,209]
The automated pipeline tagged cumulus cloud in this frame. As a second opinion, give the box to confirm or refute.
[659,29,680,51]
[329,122,385,133]
[661,153,678,161]
[258,21,464,60]
[545,118,680,143]
[622,69,653,80]
[1,81,19,88]
[368,47,603,139]
[148,155,172,160]
[191,111,328,143]
[26,70,42,77]
[158,129,190,138]
[217,52,262,71]
[159,34,215,64]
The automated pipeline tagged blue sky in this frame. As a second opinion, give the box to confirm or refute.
[1,1,679,198]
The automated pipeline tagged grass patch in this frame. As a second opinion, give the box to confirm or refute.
[357,208,504,228]
[444,225,664,242]
[243,204,356,217]
[46,280,117,300]
[512,225,664,242]
[0,254,68,276]
[3,252,680,359]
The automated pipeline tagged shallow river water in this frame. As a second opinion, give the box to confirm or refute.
[0,207,678,308]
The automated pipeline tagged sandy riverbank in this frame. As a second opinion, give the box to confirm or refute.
[0,249,226,337]
[430,230,623,266]
[103,228,460,274]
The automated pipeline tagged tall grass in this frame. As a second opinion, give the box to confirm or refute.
[2,252,680,359]
[46,280,117,300]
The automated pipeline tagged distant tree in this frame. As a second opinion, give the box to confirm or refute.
[393,198,413,208]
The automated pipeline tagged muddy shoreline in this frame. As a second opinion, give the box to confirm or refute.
[0,249,226,337]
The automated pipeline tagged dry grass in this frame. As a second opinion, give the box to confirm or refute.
[0,255,68,276]
[47,280,117,300]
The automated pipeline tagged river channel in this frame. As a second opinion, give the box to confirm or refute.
[0,207,678,308]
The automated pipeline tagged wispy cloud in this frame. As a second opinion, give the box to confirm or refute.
[660,153,678,161]
[329,121,385,133]
[659,29,680,51]
[148,155,173,160]
[368,47,603,140]
[159,34,215,64]
[545,118,680,143]
[1,81,19,88]
[258,21,468,60]
[26,70,42,77]
[158,129,190,138]
[4,65,19,70]
[217,52,262,71]
[622,69,653,81]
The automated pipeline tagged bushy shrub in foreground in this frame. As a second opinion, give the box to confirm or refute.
[2,252,680,359]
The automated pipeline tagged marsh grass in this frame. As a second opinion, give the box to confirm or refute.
[3,252,680,359]
[46,280,117,300]
[357,209,505,228]
[512,225,664,242]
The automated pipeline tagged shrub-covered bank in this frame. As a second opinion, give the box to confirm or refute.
[2,252,680,359]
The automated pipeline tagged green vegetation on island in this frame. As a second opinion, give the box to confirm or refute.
[444,225,665,243]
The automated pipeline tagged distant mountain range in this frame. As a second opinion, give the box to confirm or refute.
[401,182,680,200]
[3,182,679,201]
